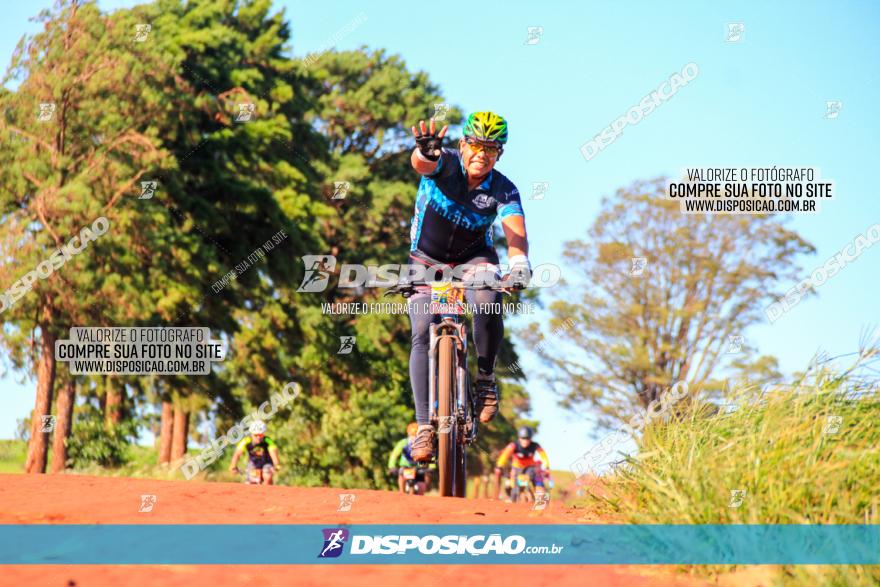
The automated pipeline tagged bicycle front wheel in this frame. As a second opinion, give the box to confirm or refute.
[454,432,466,498]
[437,336,455,497]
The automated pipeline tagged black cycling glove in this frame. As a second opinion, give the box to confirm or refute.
[414,130,443,161]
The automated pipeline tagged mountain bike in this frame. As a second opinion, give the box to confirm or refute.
[385,279,510,498]
[508,467,550,504]
[401,465,430,495]
[511,470,535,503]
[231,464,275,485]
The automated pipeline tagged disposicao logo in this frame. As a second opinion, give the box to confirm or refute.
[318,528,349,558]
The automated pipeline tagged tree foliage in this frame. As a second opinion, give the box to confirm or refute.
[524,178,815,426]
[1,0,535,484]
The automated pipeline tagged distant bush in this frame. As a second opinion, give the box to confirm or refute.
[66,404,137,469]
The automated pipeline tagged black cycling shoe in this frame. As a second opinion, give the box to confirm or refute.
[475,377,499,423]
[411,427,435,462]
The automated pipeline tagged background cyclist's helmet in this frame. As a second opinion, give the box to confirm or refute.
[406,422,419,437]
[249,421,267,435]
[517,426,533,440]
[463,111,509,145]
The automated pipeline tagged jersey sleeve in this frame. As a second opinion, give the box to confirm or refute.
[536,444,550,470]
[235,437,251,452]
[388,438,407,468]
[424,148,465,196]
[496,442,515,467]
[424,148,456,177]
[265,437,276,447]
[496,181,524,220]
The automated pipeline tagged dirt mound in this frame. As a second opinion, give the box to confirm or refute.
[0,473,703,586]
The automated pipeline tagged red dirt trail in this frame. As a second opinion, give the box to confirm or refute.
[0,473,706,586]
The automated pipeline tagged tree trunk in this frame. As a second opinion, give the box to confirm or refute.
[51,380,76,473]
[25,324,57,474]
[158,400,174,465]
[104,376,122,428]
[170,405,189,461]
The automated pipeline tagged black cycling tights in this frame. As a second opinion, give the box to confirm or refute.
[407,287,503,425]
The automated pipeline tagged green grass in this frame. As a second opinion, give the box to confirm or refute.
[0,438,286,485]
[0,439,174,478]
[585,367,880,585]
[0,440,27,473]
[0,439,200,480]
[66,444,184,480]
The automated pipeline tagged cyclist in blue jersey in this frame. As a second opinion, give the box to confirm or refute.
[405,112,531,462]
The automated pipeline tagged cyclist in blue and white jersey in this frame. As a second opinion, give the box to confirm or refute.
[405,111,531,462]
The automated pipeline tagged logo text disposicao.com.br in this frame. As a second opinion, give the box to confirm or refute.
[318,529,564,558]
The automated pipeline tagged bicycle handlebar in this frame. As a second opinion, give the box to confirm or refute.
[383,280,517,298]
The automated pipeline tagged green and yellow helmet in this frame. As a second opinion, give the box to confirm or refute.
[463,111,509,144]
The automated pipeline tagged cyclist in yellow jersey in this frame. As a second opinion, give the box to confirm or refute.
[229,421,281,485]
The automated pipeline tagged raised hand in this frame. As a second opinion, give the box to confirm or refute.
[411,119,448,161]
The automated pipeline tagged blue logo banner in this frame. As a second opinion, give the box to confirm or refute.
[1,524,877,565]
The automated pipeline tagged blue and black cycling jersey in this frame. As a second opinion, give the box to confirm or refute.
[409,148,524,263]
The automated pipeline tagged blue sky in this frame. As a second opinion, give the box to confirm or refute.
[2,1,879,470]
